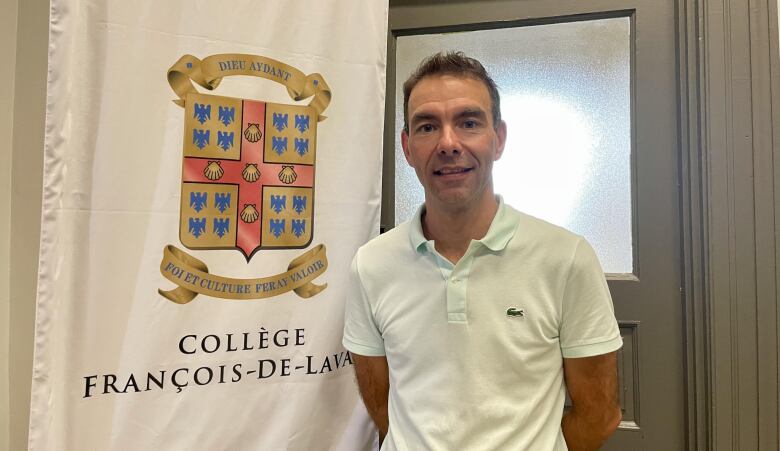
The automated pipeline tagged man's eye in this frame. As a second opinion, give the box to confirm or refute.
[463,119,479,129]
[417,124,434,133]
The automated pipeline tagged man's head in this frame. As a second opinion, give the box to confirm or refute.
[402,51,501,133]
[401,52,506,211]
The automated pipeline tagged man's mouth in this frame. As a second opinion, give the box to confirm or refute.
[434,167,473,176]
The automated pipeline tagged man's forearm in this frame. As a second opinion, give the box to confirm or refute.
[352,354,390,443]
[562,406,621,451]
[365,398,389,442]
[358,380,389,441]
[562,352,621,450]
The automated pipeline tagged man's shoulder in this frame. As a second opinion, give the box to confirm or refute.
[507,206,582,243]
[350,221,418,290]
[355,220,414,266]
[505,206,583,248]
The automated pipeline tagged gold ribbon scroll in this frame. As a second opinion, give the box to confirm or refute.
[158,244,328,304]
[167,53,331,121]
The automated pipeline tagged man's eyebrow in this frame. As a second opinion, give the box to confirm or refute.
[454,108,488,120]
[409,112,437,126]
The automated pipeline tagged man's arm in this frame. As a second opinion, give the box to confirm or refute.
[562,351,622,451]
[352,353,390,443]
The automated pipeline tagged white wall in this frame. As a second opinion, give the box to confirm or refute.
[0,1,19,450]
[4,0,47,449]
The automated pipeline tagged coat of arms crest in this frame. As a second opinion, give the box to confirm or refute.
[159,54,330,303]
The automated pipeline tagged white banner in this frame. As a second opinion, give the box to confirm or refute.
[29,1,387,449]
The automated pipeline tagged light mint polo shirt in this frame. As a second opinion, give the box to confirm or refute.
[343,198,622,451]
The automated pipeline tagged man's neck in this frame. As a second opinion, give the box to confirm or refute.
[422,192,499,265]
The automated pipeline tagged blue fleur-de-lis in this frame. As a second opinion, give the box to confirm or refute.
[294,138,309,157]
[295,114,310,133]
[214,192,231,213]
[213,218,230,238]
[269,219,285,238]
[272,137,287,155]
[270,195,286,214]
[273,113,288,132]
[190,192,207,212]
[217,131,234,151]
[194,103,211,124]
[188,217,206,238]
[193,129,210,149]
[292,195,307,214]
[218,106,235,126]
[291,219,306,238]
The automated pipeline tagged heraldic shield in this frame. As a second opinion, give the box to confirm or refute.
[168,54,330,261]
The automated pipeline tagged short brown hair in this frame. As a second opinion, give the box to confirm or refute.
[402,51,501,132]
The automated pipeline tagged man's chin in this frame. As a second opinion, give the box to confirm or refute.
[429,189,477,207]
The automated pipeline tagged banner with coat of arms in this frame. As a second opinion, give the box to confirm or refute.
[29,2,387,450]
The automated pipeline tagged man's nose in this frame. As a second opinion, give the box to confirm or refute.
[436,125,460,155]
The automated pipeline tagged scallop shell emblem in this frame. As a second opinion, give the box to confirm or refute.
[244,123,262,143]
[278,165,297,184]
[240,204,259,223]
[204,161,224,181]
[242,163,260,183]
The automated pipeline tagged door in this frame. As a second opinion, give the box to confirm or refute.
[383,1,684,450]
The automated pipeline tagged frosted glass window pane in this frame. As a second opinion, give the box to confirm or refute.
[394,18,632,274]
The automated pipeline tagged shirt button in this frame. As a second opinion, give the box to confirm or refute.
[451,277,460,284]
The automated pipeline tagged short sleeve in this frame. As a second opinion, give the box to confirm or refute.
[560,238,623,358]
[342,250,386,356]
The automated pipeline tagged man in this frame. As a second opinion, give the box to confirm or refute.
[343,52,622,451]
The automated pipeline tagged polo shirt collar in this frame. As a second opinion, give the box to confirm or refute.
[409,205,428,253]
[408,196,517,253]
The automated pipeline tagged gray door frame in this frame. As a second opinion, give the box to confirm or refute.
[680,0,780,449]
[386,5,684,449]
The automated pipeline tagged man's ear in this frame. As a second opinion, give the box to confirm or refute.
[401,129,413,165]
[494,120,507,161]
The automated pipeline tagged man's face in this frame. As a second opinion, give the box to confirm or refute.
[401,75,506,210]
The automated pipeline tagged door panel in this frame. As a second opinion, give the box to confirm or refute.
[386,1,683,450]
